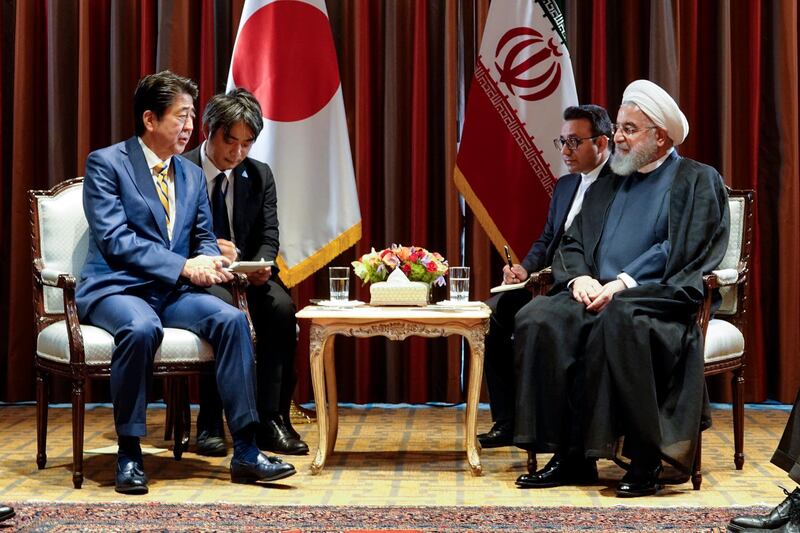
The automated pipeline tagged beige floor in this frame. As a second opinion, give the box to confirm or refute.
[0,404,792,508]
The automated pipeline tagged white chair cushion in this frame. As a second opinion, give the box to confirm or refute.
[37,321,214,366]
[704,318,745,364]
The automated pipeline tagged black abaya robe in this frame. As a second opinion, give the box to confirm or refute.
[513,155,730,474]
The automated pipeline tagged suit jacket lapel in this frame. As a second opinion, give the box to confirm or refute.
[169,157,189,248]
[124,137,170,243]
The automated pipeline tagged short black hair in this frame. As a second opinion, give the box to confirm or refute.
[133,70,198,136]
[203,88,264,140]
[563,104,613,138]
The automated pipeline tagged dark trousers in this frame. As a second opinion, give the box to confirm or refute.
[199,279,297,431]
[772,389,800,484]
[484,289,533,425]
[86,288,259,438]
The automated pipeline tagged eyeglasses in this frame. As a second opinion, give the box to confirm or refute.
[611,123,658,137]
[553,135,603,151]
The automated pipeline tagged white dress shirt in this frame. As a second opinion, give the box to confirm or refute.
[564,155,609,230]
[200,141,236,242]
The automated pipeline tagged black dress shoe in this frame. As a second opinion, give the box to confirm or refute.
[280,413,303,441]
[115,458,148,495]
[616,462,663,497]
[516,454,598,488]
[478,421,514,449]
[0,505,14,523]
[257,418,309,455]
[230,452,297,484]
[728,487,800,532]
[196,428,228,457]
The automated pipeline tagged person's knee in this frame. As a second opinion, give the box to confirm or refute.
[218,306,249,330]
[597,298,634,330]
[119,315,163,349]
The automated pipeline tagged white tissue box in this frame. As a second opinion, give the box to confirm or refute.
[370,281,429,306]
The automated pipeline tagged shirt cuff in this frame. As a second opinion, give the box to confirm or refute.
[617,272,637,288]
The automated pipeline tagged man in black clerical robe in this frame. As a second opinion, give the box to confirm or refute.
[513,79,730,498]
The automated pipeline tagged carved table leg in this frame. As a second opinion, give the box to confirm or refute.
[309,324,330,474]
[323,336,339,456]
[464,328,485,476]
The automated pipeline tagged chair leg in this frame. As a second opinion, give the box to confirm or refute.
[71,379,86,489]
[172,377,187,461]
[164,379,174,441]
[691,430,702,490]
[733,367,745,470]
[527,451,537,474]
[36,370,49,469]
[181,385,191,448]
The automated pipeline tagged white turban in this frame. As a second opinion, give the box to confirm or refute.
[622,80,689,145]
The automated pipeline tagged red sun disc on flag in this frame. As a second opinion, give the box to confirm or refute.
[232,1,341,122]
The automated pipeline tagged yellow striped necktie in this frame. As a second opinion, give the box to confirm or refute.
[153,161,170,227]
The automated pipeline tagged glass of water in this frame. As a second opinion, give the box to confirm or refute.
[449,266,470,302]
[328,266,350,302]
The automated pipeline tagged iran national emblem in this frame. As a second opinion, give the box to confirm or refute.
[494,27,563,101]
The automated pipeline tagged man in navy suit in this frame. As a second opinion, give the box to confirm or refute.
[183,88,308,457]
[478,105,613,448]
[76,71,296,494]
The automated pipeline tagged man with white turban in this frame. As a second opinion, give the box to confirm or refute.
[513,79,730,497]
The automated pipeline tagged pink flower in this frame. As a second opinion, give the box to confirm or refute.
[425,262,438,272]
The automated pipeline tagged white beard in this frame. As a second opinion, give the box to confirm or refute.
[610,136,659,176]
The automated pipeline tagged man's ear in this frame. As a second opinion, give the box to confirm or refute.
[202,123,210,141]
[596,134,610,152]
[655,128,669,147]
[142,110,156,133]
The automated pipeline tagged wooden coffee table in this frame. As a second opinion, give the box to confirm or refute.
[295,304,491,475]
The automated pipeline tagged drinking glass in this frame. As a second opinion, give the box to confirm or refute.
[449,266,470,302]
[328,267,350,302]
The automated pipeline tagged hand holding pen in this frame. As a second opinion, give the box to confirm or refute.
[502,245,529,284]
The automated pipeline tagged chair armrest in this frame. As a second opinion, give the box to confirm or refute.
[710,268,739,286]
[528,267,553,297]
[697,264,747,335]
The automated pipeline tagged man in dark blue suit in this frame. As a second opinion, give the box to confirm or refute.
[478,105,613,448]
[76,71,296,494]
[183,88,308,457]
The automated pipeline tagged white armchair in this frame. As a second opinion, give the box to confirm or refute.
[692,188,754,489]
[30,178,252,488]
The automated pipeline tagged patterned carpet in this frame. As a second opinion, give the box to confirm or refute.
[3,502,771,532]
[0,403,793,531]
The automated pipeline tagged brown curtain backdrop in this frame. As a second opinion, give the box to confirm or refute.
[1,0,799,406]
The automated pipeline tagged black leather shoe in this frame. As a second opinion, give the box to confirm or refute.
[616,461,662,497]
[728,487,800,532]
[478,421,514,449]
[0,505,14,523]
[516,454,598,488]
[281,412,303,441]
[257,418,309,455]
[230,452,297,484]
[196,428,228,457]
[115,458,148,495]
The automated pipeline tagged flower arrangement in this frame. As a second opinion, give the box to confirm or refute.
[352,245,449,286]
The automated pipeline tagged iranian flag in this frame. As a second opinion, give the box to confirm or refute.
[227,0,362,287]
[455,0,578,263]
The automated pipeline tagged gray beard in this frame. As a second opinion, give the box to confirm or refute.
[610,140,659,176]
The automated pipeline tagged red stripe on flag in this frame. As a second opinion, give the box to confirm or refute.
[455,78,552,262]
